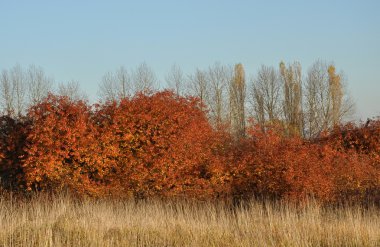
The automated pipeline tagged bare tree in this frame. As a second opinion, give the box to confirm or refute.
[304,60,330,138]
[251,82,266,129]
[116,66,131,99]
[1,64,53,116]
[304,61,347,137]
[0,69,13,115]
[207,63,231,127]
[0,65,28,117]
[334,71,355,123]
[250,65,282,130]
[229,63,246,138]
[99,66,132,102]
[187,68,209,111]
[133,62,156,93]
[26,65,52,105]
[58,80,87,101]
[304,61,355,138]
[11,64,26,116]
[280,61,303,136]
[166,64,184,96]
[99,71,119,102]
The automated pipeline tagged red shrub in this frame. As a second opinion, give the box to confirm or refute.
[229,122,380,204]
[21,94,117,196]
[94,91,225,198]
[1,92,379,204]
[0,115,28,189]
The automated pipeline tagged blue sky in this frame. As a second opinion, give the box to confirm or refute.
[1,1,379,120]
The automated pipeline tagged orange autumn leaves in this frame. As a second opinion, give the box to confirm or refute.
[0,91,379,204]
[92,91,221,198]
[19,92,222,198]
[22,95,105,195]
[237,121,380,205]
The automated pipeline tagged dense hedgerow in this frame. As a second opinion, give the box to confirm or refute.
[0,91,379,204]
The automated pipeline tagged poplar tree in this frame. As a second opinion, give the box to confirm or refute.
[280,61,303,137]
[230,63,246,138]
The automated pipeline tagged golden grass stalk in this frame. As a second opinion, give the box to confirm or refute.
[0,192,379,246]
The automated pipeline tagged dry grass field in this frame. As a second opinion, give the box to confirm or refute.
[0,192,379,247]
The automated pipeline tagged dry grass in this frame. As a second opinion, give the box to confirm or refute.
[0,192,379,247]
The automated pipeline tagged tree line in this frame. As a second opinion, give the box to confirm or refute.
[1,60,354,140]
[97,60,354,139]
[2,61,377,205]
[0,64,86,117]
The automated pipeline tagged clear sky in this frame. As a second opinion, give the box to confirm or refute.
[1,0,379,120]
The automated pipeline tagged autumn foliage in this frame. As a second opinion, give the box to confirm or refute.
[230,123,380,203]
[0,91,379,204]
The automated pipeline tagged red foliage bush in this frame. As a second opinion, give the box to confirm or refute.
[0,115,28,188]
[93,91,226,198]
[0,92,379,204]
[14,91,226,198]
[21,94,114,195]
[229,121,380,204]
[319,120,380,203]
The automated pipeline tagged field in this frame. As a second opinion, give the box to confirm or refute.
[0,193,379,247]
